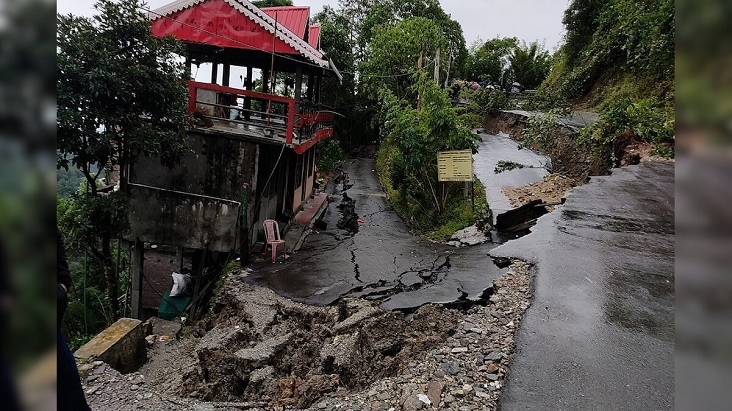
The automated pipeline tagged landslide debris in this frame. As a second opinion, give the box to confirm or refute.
[149,269,460,409]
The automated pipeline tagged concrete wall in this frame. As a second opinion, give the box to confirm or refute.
[127,132,257,252]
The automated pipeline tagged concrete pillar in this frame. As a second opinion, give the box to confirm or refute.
[211,63,219,85]
[294,65,303,112]
[130,240,144,319]
[222,64,231,87]
[175,247,184,272]
[306,74,314,101]
[262,70,270,93]
[244,66,253,120]
[315,75,321,104]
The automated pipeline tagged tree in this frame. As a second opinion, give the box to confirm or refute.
[358,0,467,80]
[57,0,191,318]
[360,17,448,99]
[377,74,478,223]
[464,37,518,83]
[252,0,293,7]
[507,41,552,89]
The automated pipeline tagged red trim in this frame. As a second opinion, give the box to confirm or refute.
[188,80,296,140]
[294,128,333,154]
[188,80,295,105]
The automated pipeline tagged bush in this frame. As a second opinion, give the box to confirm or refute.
[522,108,570,153]
[463,88,513,114]
[579,98,675,163]
[316,139,346,172]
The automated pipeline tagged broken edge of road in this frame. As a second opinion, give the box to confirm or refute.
[291,194,331,253]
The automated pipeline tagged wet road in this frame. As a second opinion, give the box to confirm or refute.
[473,131,550,221]
[249,158,505,311]
[490,160,674,410]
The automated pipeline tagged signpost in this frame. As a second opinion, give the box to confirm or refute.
[438,150,473,182]
[438,150,475,211]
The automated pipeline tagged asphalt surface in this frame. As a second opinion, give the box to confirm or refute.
[502,110,600,132]
[473,131,550,221]
[490,160,674,410]
[249,157,506,311]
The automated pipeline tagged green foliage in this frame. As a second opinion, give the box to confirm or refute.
[358,0,467,77]
[57,0,191,182]
[251,0,293,7]
[316,139,346,173]
[473,199,493,234]
[463,87,513,114]
[360,17,448,98]
[579,98,675,162]
[57,0,192,318]
[376,75,479,235]
[494,160,526,174]
[541,0,674,105]
[507,41,552,89]
[522,108,570,153]
[464,37,517,84]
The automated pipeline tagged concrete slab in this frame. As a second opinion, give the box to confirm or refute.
[75,318,147,374]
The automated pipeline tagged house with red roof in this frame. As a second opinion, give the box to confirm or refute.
[124,0,341,317]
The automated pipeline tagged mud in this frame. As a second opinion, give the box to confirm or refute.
[147,269,462,409]
[502,173,578,209]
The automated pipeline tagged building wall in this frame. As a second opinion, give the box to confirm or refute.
[127,132,258,252]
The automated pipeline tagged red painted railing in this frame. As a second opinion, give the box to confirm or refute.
[187,80,335,151]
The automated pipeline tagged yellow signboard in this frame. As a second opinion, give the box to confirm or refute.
[438,150,473,182]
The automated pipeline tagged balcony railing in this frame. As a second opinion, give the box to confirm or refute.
[187,81,335,153]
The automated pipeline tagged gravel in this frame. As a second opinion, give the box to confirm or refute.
[82,261,532,410]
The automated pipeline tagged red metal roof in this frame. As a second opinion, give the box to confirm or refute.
[149,0,327,66]
[260,6,309,39]
[308,24,321,49]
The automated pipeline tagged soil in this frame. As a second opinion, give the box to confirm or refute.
[82,261,534,411]
[502,174,579,210]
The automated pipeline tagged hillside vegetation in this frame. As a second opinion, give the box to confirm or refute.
[530,0,675,159]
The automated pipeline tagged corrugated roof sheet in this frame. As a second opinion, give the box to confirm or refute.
[261,6,309,39]
[308,24,321,49]
[149,0,328,67]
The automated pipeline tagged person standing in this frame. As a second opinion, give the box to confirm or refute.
[57,228,91,410]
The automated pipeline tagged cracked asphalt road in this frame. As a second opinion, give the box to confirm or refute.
[491,160,674,410]
[249,158,506,311]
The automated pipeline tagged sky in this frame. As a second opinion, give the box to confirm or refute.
[57,0,569,52]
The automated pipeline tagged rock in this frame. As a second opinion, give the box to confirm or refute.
[85,386,100,395]
[443,394,455,404]
[426,381,443,406]
[376,392,390,401]
[484,351,502,362]
[486,363,499,373]
[468,328,483,334]
[130,384,139,391]
[475,390,490,399]
[462,322,476,331]
[486,374,499,381]
[417,394,431,406]
[441,362,460,375]
[462,384,473,393]
[75,318,147,374]
[78,363,95,372]
[451,347,468,354]
[145,335,156,346]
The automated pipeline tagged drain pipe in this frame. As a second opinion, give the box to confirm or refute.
[240,183,250,266]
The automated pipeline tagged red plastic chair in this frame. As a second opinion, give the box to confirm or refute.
[263,219,285,263]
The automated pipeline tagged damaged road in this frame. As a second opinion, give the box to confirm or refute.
[490,160,674,410]
[249,158,506,312]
